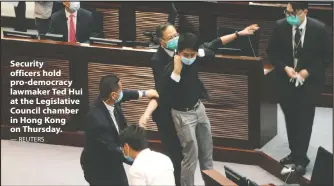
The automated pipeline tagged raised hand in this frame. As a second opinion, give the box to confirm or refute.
[238,24,260,36]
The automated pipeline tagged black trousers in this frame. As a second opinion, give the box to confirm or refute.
[155,112,183,186]
[280,92,315,166]
[81,151,129,186]
[14,1,27,32]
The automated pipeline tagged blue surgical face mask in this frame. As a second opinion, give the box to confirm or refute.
[287,16,300,26]
[69,2,80,12]
[181,56,196,65]
[166,36,179,50]
[115,91,123,103]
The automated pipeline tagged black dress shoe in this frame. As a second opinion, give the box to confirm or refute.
[295,164,306,175]
[302,157,310,167]
[280,154,293,165]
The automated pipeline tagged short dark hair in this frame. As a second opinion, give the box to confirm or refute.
[120,125,148,151]
[289,2,308,11]
[99,74,120,100]
[177,32,200,53]
[156,22,174,39]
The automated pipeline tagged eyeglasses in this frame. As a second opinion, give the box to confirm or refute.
[284,10,304,17]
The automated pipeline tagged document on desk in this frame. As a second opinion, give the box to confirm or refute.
[122,47,157,53]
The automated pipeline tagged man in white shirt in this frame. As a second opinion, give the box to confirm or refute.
[120,125,175,186]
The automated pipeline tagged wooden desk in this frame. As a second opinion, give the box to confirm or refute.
[1,37,277,149]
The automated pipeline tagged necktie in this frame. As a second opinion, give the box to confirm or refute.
[113,107,123,132]
[69,14,76,43]
[294,28,302,60]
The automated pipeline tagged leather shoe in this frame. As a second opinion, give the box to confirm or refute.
[295,164,306,175]
[302,157,310,167]
[280,154,293,165]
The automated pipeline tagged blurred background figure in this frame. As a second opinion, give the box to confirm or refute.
[34,1,53,39]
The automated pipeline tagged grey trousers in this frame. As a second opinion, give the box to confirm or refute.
[171,102,213,186]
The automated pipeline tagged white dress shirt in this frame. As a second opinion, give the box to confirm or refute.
[163,48,175,57]
[129,148,175,186]
[292,17,307,68]
[103,102,120,133]
[34,2,53,19]
[65,9,78,42]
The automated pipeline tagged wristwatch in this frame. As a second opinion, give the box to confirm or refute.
[235,30,240,39]
[142,90,146,97]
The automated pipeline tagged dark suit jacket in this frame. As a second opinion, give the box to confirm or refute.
[267,17,332,102]
[81,90,139,185]
[49,8,101,43]
[158,38,221,108]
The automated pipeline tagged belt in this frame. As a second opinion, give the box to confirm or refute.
[173,101,200,112]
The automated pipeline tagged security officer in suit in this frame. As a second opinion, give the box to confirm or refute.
[81,74,159,185]
[267,2,331,175]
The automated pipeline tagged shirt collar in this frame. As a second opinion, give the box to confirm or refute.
[163,48,175,57]
[134,148,150,161]
[65,9,78,18]
[294,17,307,31]
[103,101,115,113]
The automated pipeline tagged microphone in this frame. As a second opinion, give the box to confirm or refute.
[247,35,257,57]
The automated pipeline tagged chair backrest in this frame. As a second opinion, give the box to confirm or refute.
[310,146,333,186]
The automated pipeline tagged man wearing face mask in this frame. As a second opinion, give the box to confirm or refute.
[267,2,331,175]
[158,25,258,186]
[120,125,175,186]
[81,74,159,186]
[140,22,182,186]
[49,1,100,43]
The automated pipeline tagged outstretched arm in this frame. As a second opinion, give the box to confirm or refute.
[121,89,159,102]
[139,98,159,128]
[219,24,259,46]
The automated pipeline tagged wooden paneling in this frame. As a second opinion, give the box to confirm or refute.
[135,11,200,42]
[200,72,249,140]
[86,63,249,141]
[175,14,200,35]
[135,11,168,42]
[96,8,119,39]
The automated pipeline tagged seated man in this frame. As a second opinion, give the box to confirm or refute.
[49,1,101,43]
[120,125,175,186]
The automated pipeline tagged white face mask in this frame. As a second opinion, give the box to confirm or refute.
[69,2,80,12]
